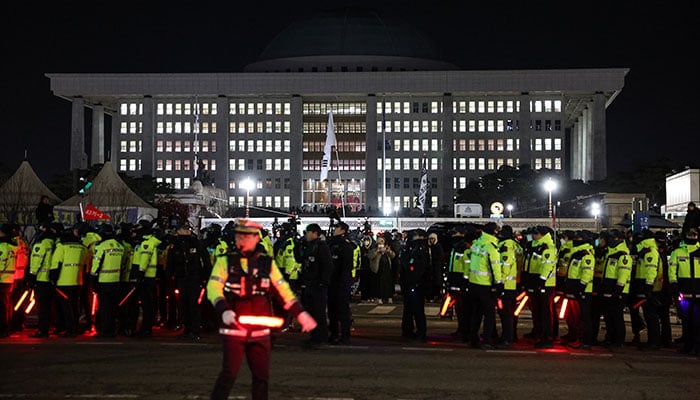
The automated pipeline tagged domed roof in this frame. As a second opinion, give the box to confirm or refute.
[245,7,457,72]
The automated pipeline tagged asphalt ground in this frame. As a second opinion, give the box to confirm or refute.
[1,302,699,400]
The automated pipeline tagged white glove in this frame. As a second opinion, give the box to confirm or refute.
[222,310,237,326]
[296,311,317,333]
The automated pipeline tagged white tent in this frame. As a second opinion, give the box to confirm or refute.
[0,160,62,226]
[54,161,158,225]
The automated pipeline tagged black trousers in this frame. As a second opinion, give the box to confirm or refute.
[603,294,627,345]
[35,282,53,334]
[137,278,156,334]
[537,290,554,343]
[97,283,119,336]
[177,276,202,335]
[679,299,700,352]
[469,284,496,345]
[402,286,426,340]
[628,295,646,337]
[57,286,80,334]
[497,290,516,343]
[641,294,661,346]
[302,284,328,344]
[327,279,352,341]
[590,294,605,343]
[211,336,271,400]
[527,289,542,338]
[0,283,11,335]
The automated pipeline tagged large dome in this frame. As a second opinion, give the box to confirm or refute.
[244,7,457,72]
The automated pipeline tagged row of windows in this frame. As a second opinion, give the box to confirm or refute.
[389,139,442,152]
[229,178,291,190]
[228,196,291,209]
[229,121,291,134]
[119,159,142,172]
[156,159,216,172]
[120,103,143,116]
[454,139,521,152]
[229,102,291,116]
[302,159,366,171]
[229,159,291,171]
[377,101,442,114]
[382,177,438,190]
[302,103,366,115]
[155,140,216,153]
[120,141,142,153]
[452,119,561,133]
[379,196,439,209]
[230,140,291,153]
[452,100,520,114]
[303,122,366,134]
[156,121,217,134]
[377,120,442,133]
[120,122,143,134]
[156,177,192,190]
[302,141,366,153]
[156,103,217,116]
[377,158,441,171]
[452,157,562,172]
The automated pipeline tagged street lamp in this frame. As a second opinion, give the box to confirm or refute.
[241,178,254,218]
[506,204,514,218]
[543,178,557,228]
[591,202,601,231]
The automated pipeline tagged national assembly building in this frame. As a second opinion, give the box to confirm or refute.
[46,8,628,215]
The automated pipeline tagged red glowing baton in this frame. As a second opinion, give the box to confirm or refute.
[515,291,527,301]
[25,299,36,314]
[440,294,456,317]
[497,298,503,310]
[14,290,30,312]
[91,292,98,318]
[237,315,285,328]
[558,298,569,319]
[554,295,561,304]
[197,288,206,305]
[55,287,69,300]
[632,299,646,309]
[118,286,137,307]
[514,295,529,316]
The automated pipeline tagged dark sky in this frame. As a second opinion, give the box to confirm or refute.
[1,1,694,182]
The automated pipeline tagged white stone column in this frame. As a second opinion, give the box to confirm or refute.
[71,97,87,170]
[91,104,105,165]
[592,93,607,181]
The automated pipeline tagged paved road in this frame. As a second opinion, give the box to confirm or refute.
[1,303,698,400]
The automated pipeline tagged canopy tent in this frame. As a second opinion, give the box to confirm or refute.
[54,161,157,226]
[617,213,681,230]
[0,160,62,226]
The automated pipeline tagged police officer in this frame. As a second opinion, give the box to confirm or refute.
[525,226,557,349]
[49,227,87,337]
[497,225,522,348]
[468,222,502,350]
[0,224,17,338]
[10,224,29,332]
[655,231,674,347]
[446,225,471,342]
[591,231,609,344]
[326,221,355,345]
[632,229,662,350]
[79,223,102,331]
[565,231,596,350]
[116,223,135,336]
[167,221,212,340]
[90,224,124,338]
[601,229,633,348]
[131,219,162,338]
[669,227,700,355]
[299,223,332,347]
[207,219,316,400]
[555,230,575,341]
[274,223,302,294]
[27,222,60,338]
[400,229,430,342]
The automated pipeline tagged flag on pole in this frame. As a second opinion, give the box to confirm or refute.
[418,159,428,214]
[320,111,337,181]
[83,204,111,221]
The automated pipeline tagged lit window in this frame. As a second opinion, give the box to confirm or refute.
[166,103,173,115]
[469,120,476,132]
[496,101,504,113]
[478,158,485,170]
[478,101,485,113]
[487,101,495,113]
[555,158,562,170]
[544,138,552,151]
[544,100,552,113]
[506,101,514,113]
[469,101,476,113]
[120,159,127,171]
[554,138,562,151]
[478,120,485,132]
[156,160,163,171]
[184,103,191,115]
[129,159,137,171]
[120,141,127,153]
[120,104,128,115]
[554,100,562,113]
[535,139,542,151]
[283,159,290,170]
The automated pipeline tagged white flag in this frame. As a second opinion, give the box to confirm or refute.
[320,111,337,181]
[418,160,428,214]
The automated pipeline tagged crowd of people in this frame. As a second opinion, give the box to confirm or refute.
[1,208,699,358]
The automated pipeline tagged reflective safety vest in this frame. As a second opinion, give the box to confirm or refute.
[557,240,574,279]
[352,243,361,279]
[275,237,301,281]
[499,238,521,291]
[207,246,302,339]
[524,233,557,290]
[634,238,661,288]
[82,232,102,277]
[119,241,133,283]
[669,241,700,297]
[134,235,162,279]
[602,241,633,295]
[91,239,125,284]
[29,236,55,283]
[469,232,502,286]
[567,244,596,294]
[211,238,229,266]
[51,241,87,286]
[260,234,274,257]
[0,240,16,284]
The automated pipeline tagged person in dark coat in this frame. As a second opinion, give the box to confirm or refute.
[400,229,430,342]
[36,196,54,225]
[682,202,700,236]
[368,235,396,304]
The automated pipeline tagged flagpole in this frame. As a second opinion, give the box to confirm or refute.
[335,147,345,218]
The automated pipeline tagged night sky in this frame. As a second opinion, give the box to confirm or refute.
[1,1,694,182]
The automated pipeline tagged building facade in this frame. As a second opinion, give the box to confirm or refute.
[46,9,627,215]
